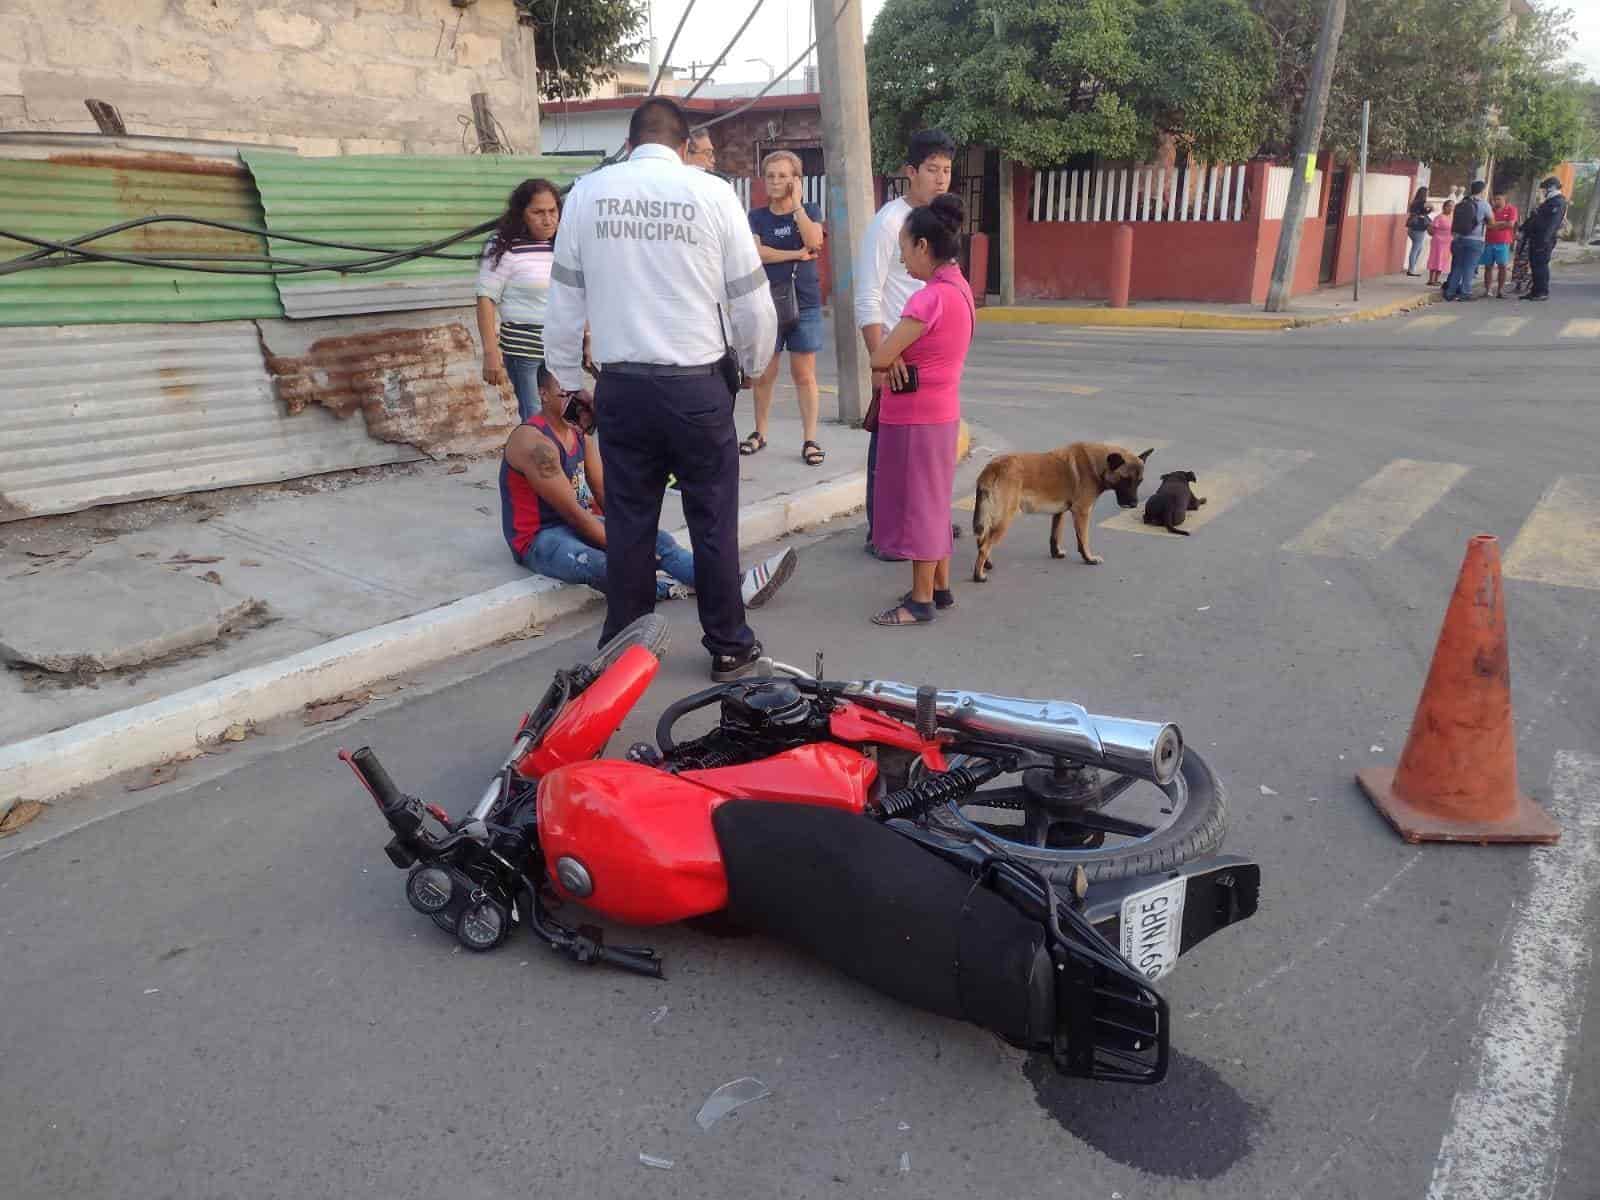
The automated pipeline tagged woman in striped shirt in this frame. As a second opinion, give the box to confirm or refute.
[476,178,560,422]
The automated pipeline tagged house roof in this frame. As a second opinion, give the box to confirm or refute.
[541,93,820,117]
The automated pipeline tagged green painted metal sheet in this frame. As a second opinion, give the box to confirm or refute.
[241,152,601,319]
[0,154,285,326]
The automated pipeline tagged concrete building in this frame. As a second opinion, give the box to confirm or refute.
[0,0,542,156]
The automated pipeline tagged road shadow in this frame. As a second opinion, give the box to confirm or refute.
[1024,1050,1260,1179]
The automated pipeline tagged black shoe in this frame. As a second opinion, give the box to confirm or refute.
[711,640,763,682]
[865,541,906,562]
[1525,293,1549,302]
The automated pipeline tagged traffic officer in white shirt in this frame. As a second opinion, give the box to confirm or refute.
[544,97,779,681]
[854,129,957,560]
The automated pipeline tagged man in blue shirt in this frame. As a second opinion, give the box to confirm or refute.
[741,150,828,467]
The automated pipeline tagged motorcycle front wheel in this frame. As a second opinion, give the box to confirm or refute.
[922,748,1226,886]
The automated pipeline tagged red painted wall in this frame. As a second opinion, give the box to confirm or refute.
[1013,218,1262,303]
[1331,214,1410,284]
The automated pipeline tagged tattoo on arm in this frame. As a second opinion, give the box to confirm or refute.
[531,442,563,480]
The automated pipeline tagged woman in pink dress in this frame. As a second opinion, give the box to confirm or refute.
[1426,200,1454,287]
[867,193,975,626]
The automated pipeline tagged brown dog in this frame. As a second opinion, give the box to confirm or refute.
[972,443,1153,581]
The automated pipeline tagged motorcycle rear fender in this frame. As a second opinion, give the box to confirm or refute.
[1079,856,1261,966]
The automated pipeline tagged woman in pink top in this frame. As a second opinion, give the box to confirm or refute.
[1426,200,1454,287]
[867,193,975,626]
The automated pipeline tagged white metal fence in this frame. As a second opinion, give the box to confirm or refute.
[731,174,827,219]
[1030,163,1250,222]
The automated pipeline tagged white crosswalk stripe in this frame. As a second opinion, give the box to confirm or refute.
[1403,313,1460,332]
[1504,475,1600,591]
[1558,318,1600,339]
[1283,459,1470,559]
[1477,316,1529,338]
[1101,447,1313,536]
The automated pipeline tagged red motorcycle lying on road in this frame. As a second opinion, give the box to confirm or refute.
[342,615,1259,1084]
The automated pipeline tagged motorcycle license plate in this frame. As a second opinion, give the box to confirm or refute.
[1120,875,1187,981]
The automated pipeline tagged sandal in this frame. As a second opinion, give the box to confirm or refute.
[902,589,955,610]
[739,431,766,456]
[871,600,935,627]
[802,440,826,466]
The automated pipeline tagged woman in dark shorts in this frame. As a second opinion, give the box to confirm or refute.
[866,193,974,626]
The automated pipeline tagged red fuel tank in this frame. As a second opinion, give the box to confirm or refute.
[538,744,875,926]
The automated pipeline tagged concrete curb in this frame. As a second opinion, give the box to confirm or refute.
[978,306,1297,332]
[1290,288,1440,327]
[977,288,1440,333]
[0,467,881,809]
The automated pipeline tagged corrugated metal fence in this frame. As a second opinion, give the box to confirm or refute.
[0,147,284,325]
[242,151,595,319]
[0,140,601,521]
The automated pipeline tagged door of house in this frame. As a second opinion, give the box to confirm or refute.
[1320,169,1348,283]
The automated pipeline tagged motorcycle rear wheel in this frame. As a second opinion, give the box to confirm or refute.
[923,749,1226,886]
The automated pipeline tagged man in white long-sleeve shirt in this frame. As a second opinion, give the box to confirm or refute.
[853,129,956,559]
[544,96,779,680]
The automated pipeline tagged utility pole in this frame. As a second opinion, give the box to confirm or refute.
[1353,99,1369,301]
[998,154,1015,304]
[1264,0,1347,312]
[814,0,873,424]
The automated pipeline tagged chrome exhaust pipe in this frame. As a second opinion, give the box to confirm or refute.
[842,682,1183,786]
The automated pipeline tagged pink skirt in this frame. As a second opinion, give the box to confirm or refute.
[872,419,960,561]
[1427,231,1451,272]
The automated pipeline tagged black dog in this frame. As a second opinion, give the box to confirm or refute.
[1142,471,1206,536]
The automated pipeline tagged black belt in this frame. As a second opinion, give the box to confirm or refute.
[601,361,720,378]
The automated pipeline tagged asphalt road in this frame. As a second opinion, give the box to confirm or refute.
[4,265,1599,1200]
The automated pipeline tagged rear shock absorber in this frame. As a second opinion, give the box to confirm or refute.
[875,759,1004,821]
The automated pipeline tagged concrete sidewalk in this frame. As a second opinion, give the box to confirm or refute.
[978,271,1440,331]
[0,407,921,809]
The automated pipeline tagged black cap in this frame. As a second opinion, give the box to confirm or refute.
[1541,175,1562,190]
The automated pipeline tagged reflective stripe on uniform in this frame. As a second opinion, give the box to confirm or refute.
[726,265,769,299]
[550,262,585,289]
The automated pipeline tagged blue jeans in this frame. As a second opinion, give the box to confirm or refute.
[505,355,542,423]
[1407,228,1426,273]
[521,521,695,601]
[1444,238,1485,299]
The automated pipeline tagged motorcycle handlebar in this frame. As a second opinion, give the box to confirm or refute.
[348,746,403,809]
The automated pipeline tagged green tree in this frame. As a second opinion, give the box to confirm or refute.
[1493,6,1591,177]
[516,0,648,103]
[1251,0,1585,165]
[1130,0,1275,162]
[864,0,1274,171]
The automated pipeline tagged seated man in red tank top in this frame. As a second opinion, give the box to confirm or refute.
[501,364,798,607]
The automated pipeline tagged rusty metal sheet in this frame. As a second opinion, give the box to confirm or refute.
[0,322,417,523]
[0,141,286,326]
[241,152,599,318]
[257,308,520,458]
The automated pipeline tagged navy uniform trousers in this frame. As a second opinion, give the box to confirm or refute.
[595,368,755,659]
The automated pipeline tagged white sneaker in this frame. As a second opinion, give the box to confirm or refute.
[741,547,798,609]
[663,581,694,601]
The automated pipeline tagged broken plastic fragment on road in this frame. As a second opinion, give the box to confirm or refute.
[638,1153,674,1170]
[648,1005,669,1025]
[899,1152,911,1173]
[695,1077,772,1130]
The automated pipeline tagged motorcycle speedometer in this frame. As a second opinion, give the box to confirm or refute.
[406,864,454,915]
[456,899,508,952]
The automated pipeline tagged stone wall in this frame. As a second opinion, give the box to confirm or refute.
[0,0,539,156]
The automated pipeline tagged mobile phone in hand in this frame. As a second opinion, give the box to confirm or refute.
[888,363,920,394]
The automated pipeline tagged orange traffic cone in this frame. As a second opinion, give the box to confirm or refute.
[1357,534,1560,845]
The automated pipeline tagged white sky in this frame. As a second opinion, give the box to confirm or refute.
[654,0,1598,86]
